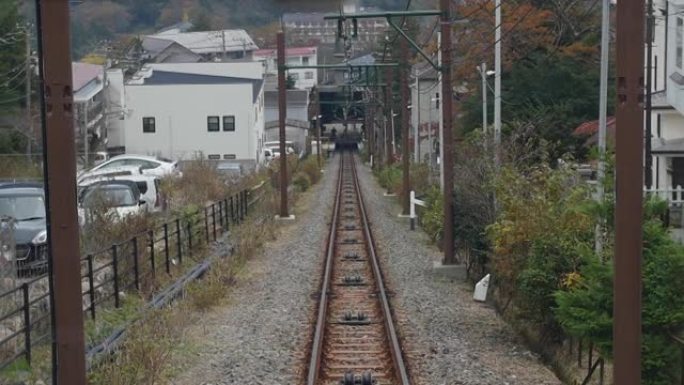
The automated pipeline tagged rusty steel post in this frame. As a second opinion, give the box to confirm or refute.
[401,36,410,215]
[385,66,394,167]
[441,0,456,265]
[614,0,644,384]
[277,31,289,218]
[36,0,87,383]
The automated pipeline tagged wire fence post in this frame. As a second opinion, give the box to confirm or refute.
[187,220,193,256]
[22,283,31,365]
[218,200,224,230]
[176,218,182,265]
[87,255,96,319]
[224,198,230,231]
[112,245,120,308]
[149,229,156,276]
[241,191,246,221]
[163,223,170,274]
[132,237,139,291]
[212,203,217,241]
[230,196,235,224]
[204,206,210,243]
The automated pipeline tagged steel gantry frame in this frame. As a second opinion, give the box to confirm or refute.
[324,3,457,265]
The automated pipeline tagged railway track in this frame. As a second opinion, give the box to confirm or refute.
[307,152,409,385]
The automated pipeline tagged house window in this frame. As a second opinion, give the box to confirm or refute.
[207,116,220,132]
[223,154,236,159]
[223,115,235,131]
[678,18,683,69]
[302,56,309,65]
[142,117,155,133]
[290,73,300,80]
[208,154,221,160]
[305,71,314,79]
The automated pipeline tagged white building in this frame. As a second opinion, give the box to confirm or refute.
[120,62,265,166]
[150,29,258,61]
[650,0,684,191]
[253,47,318,90]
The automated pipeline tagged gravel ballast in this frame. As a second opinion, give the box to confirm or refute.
[353,157,562,385]
[170,157,340,385]
[171,154,561,385]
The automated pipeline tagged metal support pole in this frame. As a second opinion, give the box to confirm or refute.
[614,0,644,383]
[440,0,456,265]
[415,74,421,162]
[36,0,87,382]
[438,30,444,192]
[316,89,322,168]
[385,66,394,166]
[596,0,610,256]
[277,31,289,218]
[401,36,410,215]
[481,63,488,132]
[25,27,32,161]
[645,0,654,188]
[494,0,502,167]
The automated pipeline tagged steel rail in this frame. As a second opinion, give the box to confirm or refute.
[306,153,410,385]
[306,157,344,385]
[350,154,410,385]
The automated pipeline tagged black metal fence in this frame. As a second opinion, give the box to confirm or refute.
[0,186,262,372]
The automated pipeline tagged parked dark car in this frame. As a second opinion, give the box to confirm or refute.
[0,183,48,273]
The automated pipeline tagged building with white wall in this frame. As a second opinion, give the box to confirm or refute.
[254,47,318,90]
[121,62,265,165]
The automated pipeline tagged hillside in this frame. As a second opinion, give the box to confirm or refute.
[69,0,433,57]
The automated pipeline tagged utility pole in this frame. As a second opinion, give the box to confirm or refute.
[401,35,410,215]
[645,0,654,188]
[596,0,610,255]
[25,26,32,161]
[277,31,289,218]
[440,0,456,265]
[36,0,87,383]
[494,0,502,166]
[614,0,644,383]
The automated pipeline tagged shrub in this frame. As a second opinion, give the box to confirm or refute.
[293,172,311,192]
[299,156,321,184]
[420,186,444,244]
[377,165,401,192]
[487,164,593,304]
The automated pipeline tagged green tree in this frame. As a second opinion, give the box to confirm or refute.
[0,0,25,113]
[555,211,684,385]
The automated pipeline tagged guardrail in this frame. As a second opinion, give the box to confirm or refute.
[0,186,260,372]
